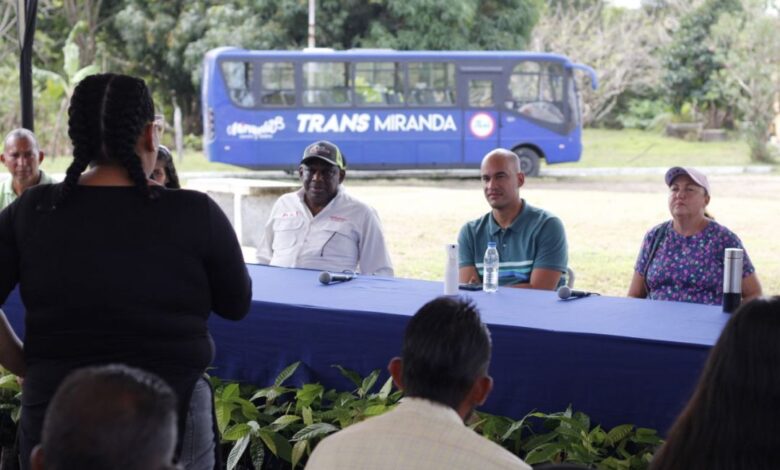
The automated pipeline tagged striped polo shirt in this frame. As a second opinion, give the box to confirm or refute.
[457,200,568,287]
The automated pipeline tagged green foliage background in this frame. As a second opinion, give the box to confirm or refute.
[661,0,742,128]
[0,0,777,162]
[0,0,542,147]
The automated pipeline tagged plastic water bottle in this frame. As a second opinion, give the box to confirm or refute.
[483,242,499,293]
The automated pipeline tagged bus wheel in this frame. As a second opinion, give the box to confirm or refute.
[514,147,541,177]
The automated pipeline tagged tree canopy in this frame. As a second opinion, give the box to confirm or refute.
[1,0,777,158]
[662,0,742,128]
[37,0,542,135]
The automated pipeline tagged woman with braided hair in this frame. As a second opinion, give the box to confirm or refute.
[0,73,251,469]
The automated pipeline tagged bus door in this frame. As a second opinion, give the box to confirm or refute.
[458,70,502,165]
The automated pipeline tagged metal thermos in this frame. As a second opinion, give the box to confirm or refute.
[722,248,743,313]
[444,244,459,295]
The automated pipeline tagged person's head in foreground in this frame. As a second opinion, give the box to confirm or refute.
[304,297,531,470]
[59,73,160,204]
[390,296,493,419]
[30,364,179,470]
[650,296,780,470]
[150,145,180,189]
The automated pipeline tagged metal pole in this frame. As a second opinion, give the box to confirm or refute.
[16,0,25,46]
[308,0,316,48]
[17,0,38,131]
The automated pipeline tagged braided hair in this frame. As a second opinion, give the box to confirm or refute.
[58,73,157,206]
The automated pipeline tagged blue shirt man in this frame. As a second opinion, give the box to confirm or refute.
[458,149,567,290]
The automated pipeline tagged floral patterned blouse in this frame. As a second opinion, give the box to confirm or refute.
[634,220,755,305]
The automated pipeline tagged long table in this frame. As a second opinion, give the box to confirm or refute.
[2,264,728,434]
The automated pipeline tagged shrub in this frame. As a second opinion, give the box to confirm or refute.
[212,363,662,470]
[616,99,671,131]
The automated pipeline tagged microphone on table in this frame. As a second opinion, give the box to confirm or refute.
[557,286,598,300]
[319,271,356,285]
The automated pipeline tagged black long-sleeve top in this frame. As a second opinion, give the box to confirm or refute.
[0,183,252,449]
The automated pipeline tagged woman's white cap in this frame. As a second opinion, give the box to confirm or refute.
[665,167,711,194]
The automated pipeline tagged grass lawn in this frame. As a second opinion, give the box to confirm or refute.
[559,128,758,169]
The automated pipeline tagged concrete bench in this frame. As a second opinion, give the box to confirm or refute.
[699,129,728,142]
[185,178,297,252]
[665,122,703,140]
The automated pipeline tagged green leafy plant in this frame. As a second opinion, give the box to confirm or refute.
[211,362,402,470]
[0,363,664,469]
[474,406,661,470]
[212,364,662,470]
[616,99,673,132]
[33,21,101,158]
[0,367,21,452]
[0,369,21,422]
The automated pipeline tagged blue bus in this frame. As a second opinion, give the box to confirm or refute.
[201,48,597,176]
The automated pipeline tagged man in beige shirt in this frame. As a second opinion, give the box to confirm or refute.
[305,297,531,470]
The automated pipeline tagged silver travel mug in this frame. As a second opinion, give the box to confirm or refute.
[722,248,743,313]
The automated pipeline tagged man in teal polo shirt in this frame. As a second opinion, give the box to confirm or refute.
[1,129,53,210]
[458,148,567,290]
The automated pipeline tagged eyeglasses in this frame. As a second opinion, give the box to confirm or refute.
[153,114,165,142]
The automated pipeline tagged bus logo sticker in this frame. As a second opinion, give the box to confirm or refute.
[226,116,285,139]
[469,113,495,138]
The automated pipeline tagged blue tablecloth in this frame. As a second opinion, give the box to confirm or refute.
[2,264,728,434]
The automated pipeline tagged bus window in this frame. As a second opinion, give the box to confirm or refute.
[220,61,255,107]
[468,79,494,107]
[508,61,565,124]
[354,62,404,106]
[540,72,563,103]
[568,76,580,128]
[302,62,351,106]
[407,63,456,106]
[260,62,295,106]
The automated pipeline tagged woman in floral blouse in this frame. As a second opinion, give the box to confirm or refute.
[627,167,762,305]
